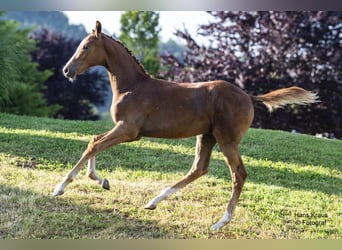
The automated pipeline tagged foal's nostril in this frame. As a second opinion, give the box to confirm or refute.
[63,67,69,75]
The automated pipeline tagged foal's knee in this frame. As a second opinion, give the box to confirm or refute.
[88,135,98,145]
[86,134,103,152]
[85,139,99,157]
[85,144,94,157]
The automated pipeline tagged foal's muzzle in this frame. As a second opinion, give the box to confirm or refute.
[62,65,76,81]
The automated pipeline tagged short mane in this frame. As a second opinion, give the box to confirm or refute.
[101,33,151,78]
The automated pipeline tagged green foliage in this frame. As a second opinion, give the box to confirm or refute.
[2,62,61,117]
[119,11,161,76]
[0,14,29,104]
[0,12,60,117]
[0,113,341,239]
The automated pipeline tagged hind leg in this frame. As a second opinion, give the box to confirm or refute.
[212,142,247,230]
[86,157,110,190]
[85,132,111,190]
[145,134,216,209]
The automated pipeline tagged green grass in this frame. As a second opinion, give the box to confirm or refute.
[0,112,341,239]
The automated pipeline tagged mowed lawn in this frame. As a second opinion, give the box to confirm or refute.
[0,113,341,239]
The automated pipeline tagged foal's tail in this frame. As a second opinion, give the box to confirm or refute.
[252,87,319,112]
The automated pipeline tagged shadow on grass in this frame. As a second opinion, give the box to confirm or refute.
[0,184,184,239]
[0,131,340,196]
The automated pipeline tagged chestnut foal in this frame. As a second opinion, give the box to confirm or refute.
[53,21,319,230]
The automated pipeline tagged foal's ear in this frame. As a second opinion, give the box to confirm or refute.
[93,20,102,39]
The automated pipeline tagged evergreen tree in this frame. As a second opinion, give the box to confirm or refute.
[119,11,161,76]
[0,12,59,116]
[0,13,27,104]
[2,60,61,117]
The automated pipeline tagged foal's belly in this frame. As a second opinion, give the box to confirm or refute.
[140,113,211,139]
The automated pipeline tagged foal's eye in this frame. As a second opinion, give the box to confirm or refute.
[83,44,90,50]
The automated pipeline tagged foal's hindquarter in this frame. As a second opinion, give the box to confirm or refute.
[143,81,254,230]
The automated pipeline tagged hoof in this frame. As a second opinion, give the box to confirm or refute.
[211,222,225,231]
[52,183,65,197]
[144,203,157,210]
[52,189,64,197]
[102,179,110,190]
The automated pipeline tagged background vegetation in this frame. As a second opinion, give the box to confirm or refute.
[0,12,108,120]
[30,28,108,120]
[0,12,58,116]
[119,11,161,76]
[160,11,341,138]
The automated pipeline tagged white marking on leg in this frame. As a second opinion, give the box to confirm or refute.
[87,157,96,173]
[53,176,72,196]
[52,158,86,196]
[145,187,179,209]
[211,210,233,230]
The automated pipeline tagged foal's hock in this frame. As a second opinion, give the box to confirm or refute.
[54,21,319,230]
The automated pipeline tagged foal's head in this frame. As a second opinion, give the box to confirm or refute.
[63,21,105,81]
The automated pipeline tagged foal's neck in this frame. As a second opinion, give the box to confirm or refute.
[103,36,151,94]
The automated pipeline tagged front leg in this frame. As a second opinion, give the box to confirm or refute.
[53,154,87,196]
[53,133,107,197]
[53,121,139,197]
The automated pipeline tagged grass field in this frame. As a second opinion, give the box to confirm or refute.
[0,112,341,239]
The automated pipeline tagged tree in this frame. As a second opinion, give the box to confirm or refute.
[0,12,59,117]
[161,11,341,138]
[31,28,108,120]
[0,12,37,105]
[1,59,61,117]
[119,11,161,76]
[159,39,185,63]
